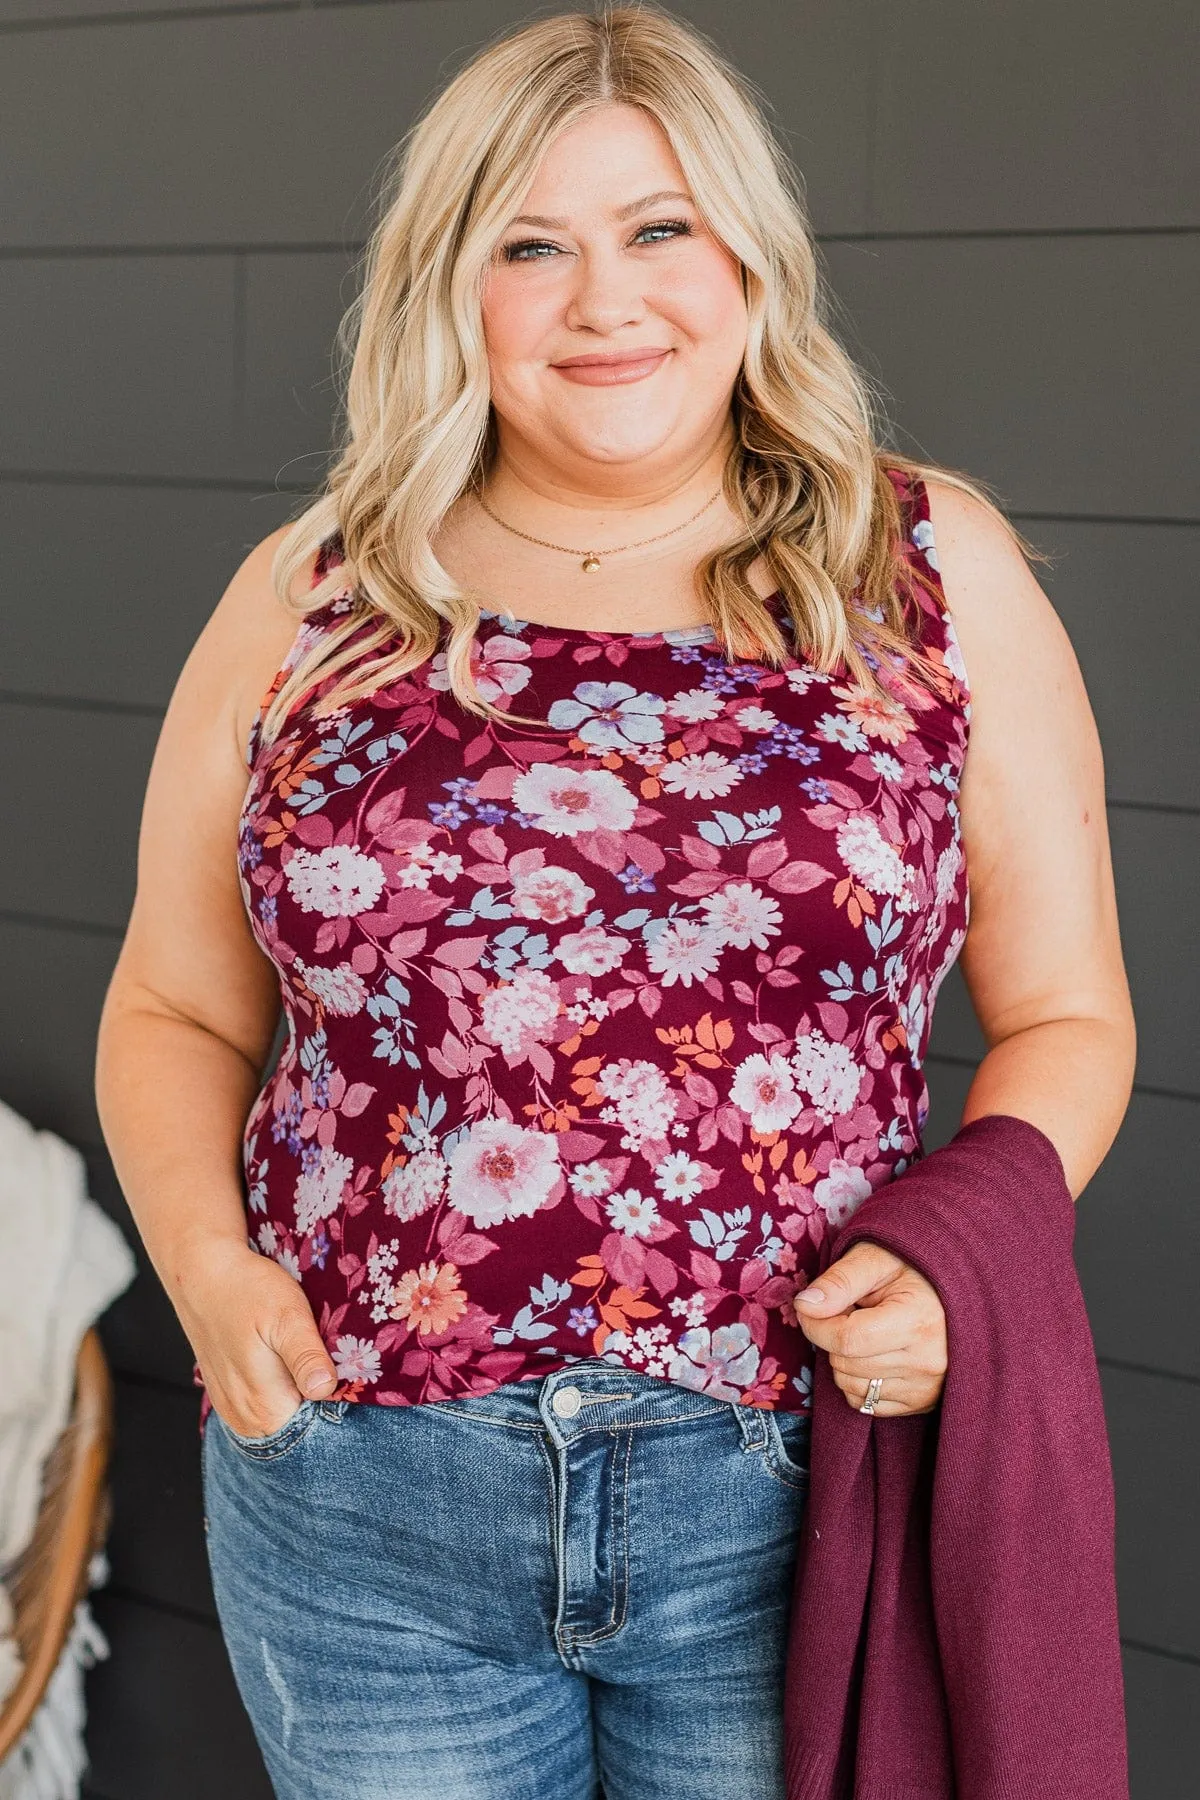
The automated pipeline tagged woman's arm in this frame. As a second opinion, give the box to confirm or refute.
[794,478,1137,1411]
[927,476,1137,1196]
[94,525,341,1432]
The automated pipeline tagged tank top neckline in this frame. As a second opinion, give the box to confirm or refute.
[472,588,788,648]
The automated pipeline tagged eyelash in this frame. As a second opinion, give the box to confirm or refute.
[500,218,694,263]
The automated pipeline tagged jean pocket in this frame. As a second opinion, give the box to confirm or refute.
[760,1407,812,1492]
[216,1396,321,1462]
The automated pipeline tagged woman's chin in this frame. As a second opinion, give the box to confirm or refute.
[551,418,689,470]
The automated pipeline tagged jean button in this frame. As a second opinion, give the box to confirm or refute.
[552,1385,582,1418]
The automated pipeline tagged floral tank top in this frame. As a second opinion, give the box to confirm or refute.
[207,466,970,1419]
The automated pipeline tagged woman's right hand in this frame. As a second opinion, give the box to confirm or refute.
[174,1237,339,1438]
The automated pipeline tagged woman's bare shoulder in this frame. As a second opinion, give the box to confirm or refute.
[922,476,1069,679]
[184,524,322,771]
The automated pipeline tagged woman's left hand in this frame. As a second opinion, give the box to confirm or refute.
[792,1241,947,1416]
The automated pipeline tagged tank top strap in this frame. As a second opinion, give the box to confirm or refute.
[243,530,354,769]
[884,463,972,715]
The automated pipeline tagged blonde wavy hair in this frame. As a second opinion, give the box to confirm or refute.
[259,2,1046,752]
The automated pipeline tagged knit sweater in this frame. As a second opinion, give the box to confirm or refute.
[783,1111,1129,1799]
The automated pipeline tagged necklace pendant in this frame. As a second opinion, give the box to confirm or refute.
[581,554,601,573]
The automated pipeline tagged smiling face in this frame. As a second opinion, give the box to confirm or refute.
[480,103,749,487]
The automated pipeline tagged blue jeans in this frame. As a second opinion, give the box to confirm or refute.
[200,1356,811,1799]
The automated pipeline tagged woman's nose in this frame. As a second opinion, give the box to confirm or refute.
[563,247,648,335]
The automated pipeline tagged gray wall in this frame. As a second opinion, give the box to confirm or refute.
[1,2,1195,1795]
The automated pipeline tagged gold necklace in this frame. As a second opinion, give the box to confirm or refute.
[475,483,723,573]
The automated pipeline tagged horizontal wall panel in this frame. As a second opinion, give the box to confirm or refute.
[1102,1365,1200,1660]
[1073,1090,1200,1381]
[873,0,1200,232]
[84,1593,272,1800]
[238,250,356,487]
[0,702,158,928]
[0,482,298,708]
[823,234,1200,520]
[0,917,119,1146]
[1122,1643,1200,1800]
[1108,808,1197,1096]
[0,0,247,17]
[106,1377,213,1619]
[925,806,1197,1097]
[0,1,871,250]
[87,1146,198,1388]
[924,1064,1199,1383]
[0,257,237,478]
[1022,519,1199,812]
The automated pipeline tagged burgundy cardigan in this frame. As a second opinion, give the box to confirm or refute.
[783,1111,1129,1800]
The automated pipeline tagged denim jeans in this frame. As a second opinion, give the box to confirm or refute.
[200,1356,812,1799]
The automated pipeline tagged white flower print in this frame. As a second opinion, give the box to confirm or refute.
[813,1159,873,1228]
[427,851,463,881]
[381,1149,446,1223]
[510,865,595,924]
[285,845,386,917]
[297,960,369,1017]
[479,968,561,1060]
[667,688,724,722]
[294,1144,353,1235]
[734,705,777,732]
[836,814,914,904]
[256,1222,278,1255]
[784,666,828,696]
[361,1238,401,1324]
[546,681,666,751]
[729,1053,803,1133]
[569,1160,615,1197]
[942,616,969,687]
[791,1031,864,1124]
[446,1118,560,1228]
[606,1187,661,1238]
[899,981,929,1062]
[645,920,723,987]
[870,750,905,784]
[595,1058,678,1151]
[398,856,433,890]
[654,1151,706,1204]
[815,712,870,752]
[331,1335,383,1384]
[934,841,963,907]
[701,882,783,951]
[669,1322,760,1400]
[668,1291,711,1329]
[658,752,743,800]
[556,926,631,976]
[911,517,941,572]
[511,763,637,837]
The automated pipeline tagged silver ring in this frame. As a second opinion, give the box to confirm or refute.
[859,1376,884,1415]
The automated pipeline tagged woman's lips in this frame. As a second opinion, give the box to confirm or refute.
[551,348,672,386]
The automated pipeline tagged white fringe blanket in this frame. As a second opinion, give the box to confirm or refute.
[0,1097,136,1796]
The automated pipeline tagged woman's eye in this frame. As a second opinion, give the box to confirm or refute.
[501,239,561,263]
[500,219,693,263]
[633,219,693,245]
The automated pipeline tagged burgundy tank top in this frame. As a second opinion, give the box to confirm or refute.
[200,465,969,1419]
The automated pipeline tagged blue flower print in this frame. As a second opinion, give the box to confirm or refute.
[547,681,666,751]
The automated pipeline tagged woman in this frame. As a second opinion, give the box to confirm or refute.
[94,8,1135,1798]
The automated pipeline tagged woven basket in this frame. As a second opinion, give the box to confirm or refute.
[0,1328,114,1763]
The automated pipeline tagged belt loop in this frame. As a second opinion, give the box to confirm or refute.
[731,1399,769,1451]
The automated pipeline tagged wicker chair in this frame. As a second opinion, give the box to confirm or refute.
[0,1328,115,1764]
